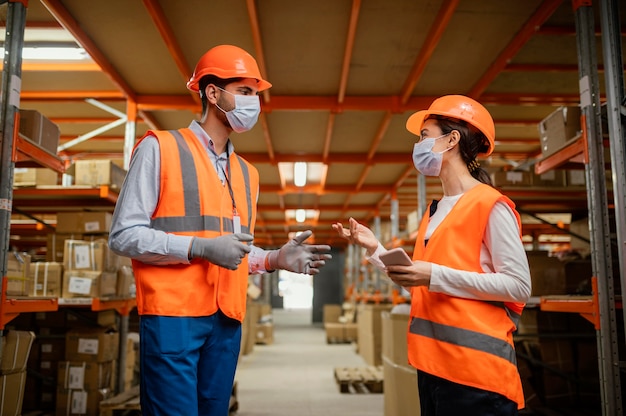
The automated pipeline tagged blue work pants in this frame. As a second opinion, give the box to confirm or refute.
[139,311,242,416]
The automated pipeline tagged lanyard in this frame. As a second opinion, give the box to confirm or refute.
[208,142,241,233]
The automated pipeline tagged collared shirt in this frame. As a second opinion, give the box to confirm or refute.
[108,120,269,273]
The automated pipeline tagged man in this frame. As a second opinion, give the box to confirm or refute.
[109,44,332,416]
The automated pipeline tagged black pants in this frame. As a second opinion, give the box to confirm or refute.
[418,371,519,416]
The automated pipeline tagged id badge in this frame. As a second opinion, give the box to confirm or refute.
[233,212,242,234]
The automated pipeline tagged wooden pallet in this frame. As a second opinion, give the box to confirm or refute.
[334,366,384,394]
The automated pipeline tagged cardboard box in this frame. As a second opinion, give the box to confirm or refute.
[63,239,119,272]
[526,251,566,296]
[56,212,112,235]
[255,322,274,345]
[39,337,67,363]
[18,108,60,154]
[0,371,27,416]
[323,304,342,324]
[47,233,83,263]
[66,310,117,329]
[13,167,58,187]
[72,159,126,189]
[531,169,566,187]
[65,328,119,362]
[538,105,582,158]
[490,170,532,187]
[0,331,36,374]
[29,262,63,297]
[381,312,418,416]
[357,304,393,366]
[62,270,117,298]
[116,265,135,298]
[57,361,114,390]
[6,252,31,296]
[56,386,112,416]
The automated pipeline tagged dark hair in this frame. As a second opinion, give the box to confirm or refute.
[198,75,243,116]
[430,115,493,185]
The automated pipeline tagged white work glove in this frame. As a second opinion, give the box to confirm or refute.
[189,234,253,270]
[266,230,332,275]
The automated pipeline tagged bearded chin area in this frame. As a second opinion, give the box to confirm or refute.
[216,97,234,130]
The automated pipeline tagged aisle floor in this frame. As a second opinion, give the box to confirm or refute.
[234,308,384,416]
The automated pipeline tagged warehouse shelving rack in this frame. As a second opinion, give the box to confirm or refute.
[531,1,626,415]
[0,0,135,395]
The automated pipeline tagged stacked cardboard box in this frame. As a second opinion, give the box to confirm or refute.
[6,252,31,296]
[56,327,119,415]
[381,312,419,416]
[357,303,393,366]
[0,330,36,416]
[323,303,358,344]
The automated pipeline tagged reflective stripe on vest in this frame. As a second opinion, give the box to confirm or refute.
[150,130,252,234]
[409,316,517,365]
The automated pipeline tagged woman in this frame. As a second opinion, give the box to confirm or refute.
[332,95,531,416]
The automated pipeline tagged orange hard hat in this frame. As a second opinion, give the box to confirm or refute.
[186,45,272,92]
[406,95,495,156]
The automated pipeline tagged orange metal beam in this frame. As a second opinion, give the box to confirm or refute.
[246,0,271,104]
[40,0,136,101]
[468,0,564,99]
[20,92,583,110]
[338,0,361,104]
[400,0,459,104]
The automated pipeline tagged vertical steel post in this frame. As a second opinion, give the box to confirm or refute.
[599,0,626,343]
[573,1,622,414]
[0,0,27,285]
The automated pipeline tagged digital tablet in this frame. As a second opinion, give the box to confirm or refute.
[379,247,413,267]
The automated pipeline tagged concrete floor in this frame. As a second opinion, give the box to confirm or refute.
[234,308,384,416]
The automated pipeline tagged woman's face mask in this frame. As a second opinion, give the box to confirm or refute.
[412,133,452,176]
[215,87,261,133]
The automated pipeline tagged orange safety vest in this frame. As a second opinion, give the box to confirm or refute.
[131,128,258,322]
[408,184,525,408]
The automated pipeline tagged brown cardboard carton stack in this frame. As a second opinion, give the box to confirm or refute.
[18,108,61,153]
[71,159,127,190]
[62,239,118,299]
[29,262,64,297]
[6,252,31,296]
[323,303,358,344]
[56,327,119,415]
[0,330,36,416]
[357,303,393,366]
[381,312,419,416]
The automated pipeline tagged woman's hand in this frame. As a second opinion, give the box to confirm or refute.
[385,260,432,288]
[331,217,379,255]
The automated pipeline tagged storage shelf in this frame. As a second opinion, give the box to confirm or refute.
[13,133,66,173]
[535,135,587,175]
[59,297,136,316]
[540,278,622,329]
[12,185,119,211]
[0,278,58,329]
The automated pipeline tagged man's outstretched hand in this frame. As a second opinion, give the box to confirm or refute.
[267,230,332,275]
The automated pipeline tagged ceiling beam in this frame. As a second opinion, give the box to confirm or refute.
[40,0,137,101]
[468,0,563,98]
[20,92,583,109]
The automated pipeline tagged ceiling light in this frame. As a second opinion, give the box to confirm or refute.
[294,162,307,187]
[295,209,306,223]
[0,46,90,61]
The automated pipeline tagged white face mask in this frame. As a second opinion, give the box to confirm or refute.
[215,87,261,133]
[412,133,452,176]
